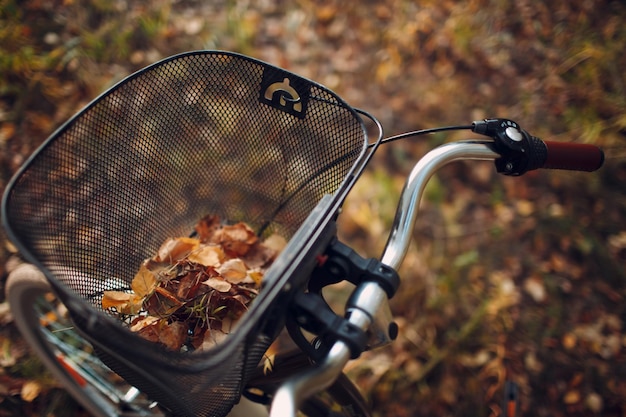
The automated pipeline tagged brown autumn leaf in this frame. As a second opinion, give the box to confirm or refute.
[212,222,258,256]
[176,271,209,300]
[143,286,184,318]
[194,214,222,242]
[158,321,188,351]
[220,316,235,333]
[143,259,182,283]
[201,328,229,351]
[134,318,187,351]
[563,390,581,405]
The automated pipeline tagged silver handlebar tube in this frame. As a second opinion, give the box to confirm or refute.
[269,340,350,416]
[269,140,500,417]
[381,140,499,270]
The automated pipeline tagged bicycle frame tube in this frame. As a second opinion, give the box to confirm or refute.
[270,140,500,417]
[381,140,499,270]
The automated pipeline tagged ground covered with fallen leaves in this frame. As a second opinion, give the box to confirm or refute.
[1,1,625,416]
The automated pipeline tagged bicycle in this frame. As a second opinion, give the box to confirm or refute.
[2,51,604,417]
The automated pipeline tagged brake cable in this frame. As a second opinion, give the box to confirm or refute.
[370,124,474,147]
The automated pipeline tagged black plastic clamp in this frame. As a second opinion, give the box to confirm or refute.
[286,238,400,360]
[309,238,400,298]
[287,291,368,360]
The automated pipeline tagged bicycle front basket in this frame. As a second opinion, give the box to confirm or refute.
[2,51,374,417]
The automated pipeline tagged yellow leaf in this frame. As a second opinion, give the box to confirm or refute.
[102,291,143,315]
[218,258,248,283]
[130,316,159,332]
[247,270,264,286]
[156,237,200,262]
[131,264,157,298]
[203,277,232,293]
[39,311,58,327]
[187,245,224,267]
[21,380,42,402]
[263,234,287,255]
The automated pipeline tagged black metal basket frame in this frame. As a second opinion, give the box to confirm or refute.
[2,50,383,416]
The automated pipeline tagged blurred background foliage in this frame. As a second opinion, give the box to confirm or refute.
[1,0,625,416]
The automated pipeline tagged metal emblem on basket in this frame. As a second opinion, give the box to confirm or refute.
[260,68,310,118]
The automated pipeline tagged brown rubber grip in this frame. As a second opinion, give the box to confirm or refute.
[542,141,604,172]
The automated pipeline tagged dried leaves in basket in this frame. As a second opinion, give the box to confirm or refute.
[102,215,286,352]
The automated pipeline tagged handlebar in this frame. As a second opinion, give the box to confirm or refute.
[383,120,605,271]
[270,123,605,416]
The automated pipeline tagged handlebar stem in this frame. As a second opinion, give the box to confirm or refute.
[381,141,499,270]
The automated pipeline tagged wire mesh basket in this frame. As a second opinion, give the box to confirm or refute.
[2,51,377,416]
